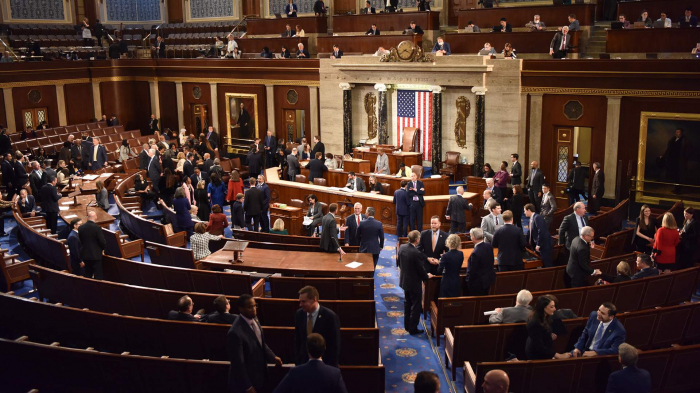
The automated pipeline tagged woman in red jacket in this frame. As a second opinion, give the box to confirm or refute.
[207,204,229,236]
[225,170,245,211]
[653,212,680,273]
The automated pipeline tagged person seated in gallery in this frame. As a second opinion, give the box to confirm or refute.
[281,24,294,37]
[478,43,497,56]
[637,10,653,28]
[502,43,517,59]
[618,14,631,29]
[527,15,546,31]
[656,12,672,28]
[493,18,512,33]
[432,36,451,56]
[464,21,481,33]
[362,0,376,14]
[167,295,206,322]
[404,21,424,35]
[280,45,291,58]
[366,23,381,35]
[260,46,273,59]
[331,44,343,59]
[296,42,310,59]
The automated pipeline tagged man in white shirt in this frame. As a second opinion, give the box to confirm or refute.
[657,12,672,28]
[226,34,238,58]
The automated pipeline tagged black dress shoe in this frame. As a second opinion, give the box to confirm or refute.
[0,232,8,237]
[409,329,425,335]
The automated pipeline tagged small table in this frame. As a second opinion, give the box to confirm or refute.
[223,240,249,263]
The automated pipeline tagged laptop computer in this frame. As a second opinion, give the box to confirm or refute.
[464,26,474,33]
[653,20,665,28]
[610,22,624,29]
[599,53,611,59]
[478,49,492,55]
[403,28,414,35]
[680,21,691,28]
[633,21,646,28]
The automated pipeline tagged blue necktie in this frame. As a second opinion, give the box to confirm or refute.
[592,323,604,350]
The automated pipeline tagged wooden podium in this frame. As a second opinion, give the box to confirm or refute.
[343,159,370,174]
[270,205,303,236]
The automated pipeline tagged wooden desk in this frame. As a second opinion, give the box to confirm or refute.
[466,176,487,196]
[333,11,441,33]
[233,37,309,54]
[300,166,450,196]
[316,34,422,54]
[606,28,700,53]
[270,204,303,236]
[343,159,371,174]
[58,195,114,228]
[199,247,375,277]
[352,148,422,176]
[266,168,481,231]
[444,31,580,54]
[63,173,115,195]
[617,0,700,23]
[455,163,474,183]
[246,16,328,35]
[457,4,595,29]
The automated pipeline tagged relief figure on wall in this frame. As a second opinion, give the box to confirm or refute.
[454,96,470,148]
[364,92,378,140]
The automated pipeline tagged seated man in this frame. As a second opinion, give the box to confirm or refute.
[631,254,659,279]
[16,188,37,216]
[465,20,481,33]
[281,24,294,37]
[345,172,366,192]
[493,18,512,33]
[362,0,375,14]
[273,334,348,392]
[527,14,546,31]
[296,42,310,59]
[682,7,699,27]
[618,14,631,29]
[478,42,497,55]
[489,289,533,324]
[405,21,424,35]
[205,295,237,324]
[167,295,206,322]
[432,36,451,56]
[366,23,381,35]
[657,12,672,28]
[561,302,625,358]
[331,44,343,59]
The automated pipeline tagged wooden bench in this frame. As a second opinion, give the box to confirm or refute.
[588,199,629,240]
[102,227,145,262]
[14,211,72,273]
[430,265,700,345]
[445,300,700,380]
[0,338,385,393]
[550,203,574,236]
[464,343,700,393]
[0,292,379,366]
[0,250,33,291]
[145,240,197,269]
[29,264,376,328]
[269,276,374,300]
[590,228,634,260]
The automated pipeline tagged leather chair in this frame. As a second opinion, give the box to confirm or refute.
[439,151,461,182]
[334,155,343,169]
[381,183,391,196]
[411,165,424,179]
[313,178,327,186]
[399,127,420,152]
[295,174,307,184]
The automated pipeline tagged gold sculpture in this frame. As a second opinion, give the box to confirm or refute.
[455,96,470,148]
[364,92,378,140]
[380,40,433,63]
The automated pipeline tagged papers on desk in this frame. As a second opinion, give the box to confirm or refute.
[64,214,78,219]
[329,187,353,192]
[59,206,69,211]
[303,216,313,226]
[82,175,98,180]
[483,310,497,316]
[345,262,363,269]
[61,201,75,205]
[99,173,111,177]
[431,175,441,178]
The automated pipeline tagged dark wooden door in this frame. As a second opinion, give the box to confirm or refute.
[242,0,260,17]
[168,0,184,23]
[448,0,477,26]
[21,108,49,130]
[284,110,297,142]
[552,127,574,208]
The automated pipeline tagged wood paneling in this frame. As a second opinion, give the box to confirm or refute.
[606,29,700,53]
[332,11,441,33]
[158,82,178,132]
[64,83,95,126]
[334,0,357,15]
[99,81,151,133]
[617,0,700,21]
[448,0,478,27]
[216,84,268,142]
[167,0,184,23]
[458,4,596,29]
[246,16,328,35]
[0,90,6,129]
[445,31,580,54]
[12,85,58,130]
[316,34,422,54]
[182,82,212,137]
[274,85,310,143]
[234,37,309,54]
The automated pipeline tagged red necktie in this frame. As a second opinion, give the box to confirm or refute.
[560,36,566,50]
[357,215,360,226]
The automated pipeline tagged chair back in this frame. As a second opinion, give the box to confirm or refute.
[289,199,305,208]
[401,127,419,152]
[313,178,327,186]
[444,151,460,166]
[295,174,307,183]
[411,165,424,178]
[381,183,391,196]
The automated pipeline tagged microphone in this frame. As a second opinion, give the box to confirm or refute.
[331,236,343,262]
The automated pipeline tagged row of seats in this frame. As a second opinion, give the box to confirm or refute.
[165,32,239,46]
[159,21,243,36]
[10,34,98,49]
[9,121,108,142]
[6,23,114,36]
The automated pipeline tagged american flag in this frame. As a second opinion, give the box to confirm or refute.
[396,90,432,161]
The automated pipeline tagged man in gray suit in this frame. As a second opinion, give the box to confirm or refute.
[345,172,366,192]
[446,186,473,234]
[539,183,557,229]
[489,290,533,324]
[481,202,503,243]
[287,147,300,181]
[374,150,390,175]
[526,161,544,213]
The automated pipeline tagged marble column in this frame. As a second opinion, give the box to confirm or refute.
[340,83,354,155]
[175,82,185,131]
[149,80,161,120]
[55,83,67,126]
[309,86,319,140]
[91,81,102,120]
[374,83,389,145]
[430,85,443,173]
[265,85,276,134]
[3,88,15,133]
[604,96,622,199]
[528,93,543,164]
[471,87,487,176]
[210,83,219,133]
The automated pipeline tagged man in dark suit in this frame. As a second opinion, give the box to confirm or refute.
[190,167,209,188]
[606,343,651,393]
[237,103,251,136]
[550,27,572,59]
[399,230,429,334]
[493,18,512,32]
[570,302,625,357]
[294,286,341,367]
[311,135,325,158]
[558,202,589,250]
[227,294,282,393]
[17,189,37,216]
[66,218,84,276]
[510,153,522,186]
[525,203,553,267]
[362,1,376,14]
[345,172,366,192]
[275,333,348,393]
[590,162,604,215]
[446,186,473,234]
[246,146,263,179]
[526,161,544,213]
[296,42,310,58]
[205,126,219,150]
[287,148,300,181]
[146,149,162,192]
[109,115,120,126]
[40,176,61,234]
[417,216,448,275]
[307,152,328,184]
[678,209,698,269]
[79,210,107,279]
[257,175,271,233]
[320,204,346,254]
[408,172,425,231]
[566,226,600,288]
[153,36,165,58]
[465,228,496,296]
[205,296,237,324]
[148,114,159,134]
[167,295,205,322]
[201,153,214,173]
[331,45,343,59]
[28,161,47,203]
[358,207,384,267]
[492,210,526,271]
[366,24,380,35]
[263,130,277,168]
[244,177,263,231]
[182,153,195,178]
[13,152,29,196]
[90,137,108,170]
[138,144,150,170]
[344,202,366,246]
[631,254,659,280]
[567,161,588,205]
[1,153,16,200]
[407,21,424,34]
[393,181,411,238]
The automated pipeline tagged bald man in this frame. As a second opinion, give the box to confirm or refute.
[482,369,510,393]
[78,210,106,279]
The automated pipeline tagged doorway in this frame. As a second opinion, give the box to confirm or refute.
[21,108,49,130]
[552,126,592,208]
[284,109,305,143]
[191,104,208,137]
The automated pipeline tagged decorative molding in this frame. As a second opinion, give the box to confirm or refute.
[374,83,387,92]
[0,76,320,90]
[471,86,488,96]
[454,96,470,149]
[0,78,91,89]
[429,85,443,94]
[339,83,354,90]
[364,92,378,140]
[8,0,65,21]
[522,87,700,98]
[157,77,320,87]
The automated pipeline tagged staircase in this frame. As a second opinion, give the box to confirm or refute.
[581,21,610,58]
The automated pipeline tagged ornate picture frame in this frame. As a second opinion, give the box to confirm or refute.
[225,93,259,153]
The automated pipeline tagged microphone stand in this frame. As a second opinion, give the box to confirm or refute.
[331,236,343,262]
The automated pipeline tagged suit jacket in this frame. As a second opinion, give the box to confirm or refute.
[489,304,532,324]
[550,32,573,51]
[447,194,472,223]
[1,160,15,186]
[284,3,297,16]
[13,161,28,188]
[331,49,343,58]
[346,177,366,192]
[358,217,384,254]
[374,153,389,175]
[257,183,270,212]
[306,203,324,229]
[407,180,425,207]
[574,311,626,355]
[294,305,341,367]
[606,366,651,393]
[307,159,328,184]
[362,7,376,14]
[147,156,161,183]
[237,109,251,130]
[432,42,451,55]
[190,171,209,188]
[18,195,36,214]
[287,154,300,178]
[296,49,310,58]
[149,118,159,132]
[481,213,504,243]
[510,161,522,185]
[244,187,263,216]
[680,219,698,252]
[529,213,552,250]
[540,192,557,218]
[155,41,165,58]
[566,236,593,283]
[39,183,60,213]
[487,186,502,204]
[398,243,429,293]
[592,170,605,198]
[526,168,544,194]
[78,220,106,261]
[393,188,410,216]
[493,23,513,32]
[366,27,380,35]
[264,135,278,156]
[29,170,47,201]
[568,166,588,190]
[67,230,82,272]
[319,213,340,252]
[344,213,367,246]
[273,360,347,393]
[138,150,150,170]
[492,224,526,267]
[417,229,448,274]
[227,316,277,392]
[466,242,496,291]
[90,144,108,170]
[206,311,237,325]
[631,267,659,280]
[558,213,589,249]
[182,160,194,178]
[206,131,219,150]
[247,152,263,174]
[167,310,199,322]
